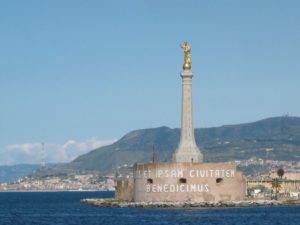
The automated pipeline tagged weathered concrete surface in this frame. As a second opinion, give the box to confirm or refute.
[173,70,203,163]
[132,162,246,202]
[81,198,300,208]
[116,178,134,201]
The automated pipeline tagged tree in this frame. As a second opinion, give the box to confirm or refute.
[271,178,282,200]
[277,168,284,178]
[271,169,284,200]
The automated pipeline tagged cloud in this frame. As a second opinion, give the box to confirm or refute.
[0,138,116,165]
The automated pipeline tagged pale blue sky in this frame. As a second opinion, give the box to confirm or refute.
[1,1,300,150]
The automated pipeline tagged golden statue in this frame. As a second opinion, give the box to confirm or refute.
[181,42,191,70]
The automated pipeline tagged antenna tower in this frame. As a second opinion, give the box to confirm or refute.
[152,144,158,163]
[40,142,46,171]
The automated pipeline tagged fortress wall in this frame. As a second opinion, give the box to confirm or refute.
[133,162,246,202]
[116,178,134,201]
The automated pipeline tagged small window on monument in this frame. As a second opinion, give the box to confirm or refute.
[216,178,223,184]
[179,178,187,183]
[147,178,153,184]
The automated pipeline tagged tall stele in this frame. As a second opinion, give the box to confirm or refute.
[173,42,204,163]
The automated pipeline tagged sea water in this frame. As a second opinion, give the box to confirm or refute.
[0,192,299,225]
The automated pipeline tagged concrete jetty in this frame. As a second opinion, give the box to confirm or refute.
[80,198,300,208]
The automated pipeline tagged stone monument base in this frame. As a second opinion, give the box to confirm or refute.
[116,162,246,202]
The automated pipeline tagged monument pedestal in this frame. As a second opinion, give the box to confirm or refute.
[130,162,246,202]
[173,70,203,163]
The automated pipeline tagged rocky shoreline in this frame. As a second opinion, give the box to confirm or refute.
[80,198,300,208]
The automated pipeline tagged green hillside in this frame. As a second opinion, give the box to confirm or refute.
[63,116,300,173]
[0,164,40,183]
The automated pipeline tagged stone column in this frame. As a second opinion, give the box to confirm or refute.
[173,69,203,163]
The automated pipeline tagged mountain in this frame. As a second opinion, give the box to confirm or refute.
[60,116,300,173]
[0,164,65,183]
[0,164,40,183]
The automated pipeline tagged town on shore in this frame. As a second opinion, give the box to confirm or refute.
[0,173,116,192]
[1,157,300,200]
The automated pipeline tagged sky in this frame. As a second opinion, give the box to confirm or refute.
[0,1,300,165]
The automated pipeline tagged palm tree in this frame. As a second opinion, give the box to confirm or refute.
[271,169,284,200]
[277,168,284,178]
[271,178,281,200]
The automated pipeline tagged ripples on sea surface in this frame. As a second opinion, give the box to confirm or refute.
[0,192,299,225]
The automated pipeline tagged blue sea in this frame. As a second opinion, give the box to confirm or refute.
[0,192,299,225]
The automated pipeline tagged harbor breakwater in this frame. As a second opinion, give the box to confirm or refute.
[80,198,300,208]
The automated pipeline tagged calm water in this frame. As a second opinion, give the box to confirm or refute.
[0,192,299,225]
